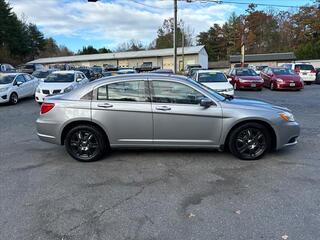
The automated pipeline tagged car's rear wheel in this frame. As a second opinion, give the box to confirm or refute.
[228,123,271,160]
[305,82,312,85]
[65,125,108,162]
[9,92,18,105]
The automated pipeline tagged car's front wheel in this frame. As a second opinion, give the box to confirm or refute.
[9,92,18,105]
[228,123,271,160]
[65,125,108,162]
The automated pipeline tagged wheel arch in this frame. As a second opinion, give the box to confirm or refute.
[60,120,110,146]
[223,119,277,151]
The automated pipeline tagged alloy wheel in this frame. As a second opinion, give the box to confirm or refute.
[69,130,99,160]
[235,128,267,159]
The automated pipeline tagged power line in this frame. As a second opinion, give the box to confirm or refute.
[181,0,306,8]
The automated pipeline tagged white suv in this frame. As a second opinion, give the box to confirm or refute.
[281,63,316,85]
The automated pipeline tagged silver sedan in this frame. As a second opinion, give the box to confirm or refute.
[36,74,300,162]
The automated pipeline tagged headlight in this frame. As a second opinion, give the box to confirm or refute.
[36,87,41,93]
[276,78,284,83]
[279,112,295,122]
[238,78,246,83]
[0,87,9,93]
[64,86,74,93]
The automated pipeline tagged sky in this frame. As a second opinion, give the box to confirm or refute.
[7,0,314,52]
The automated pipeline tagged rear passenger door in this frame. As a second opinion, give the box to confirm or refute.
[91,79,153,146]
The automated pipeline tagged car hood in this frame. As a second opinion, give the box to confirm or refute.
[201,82,233,90]
[222,97,290,112]
[38,82,74,90]
[0,83,12,90]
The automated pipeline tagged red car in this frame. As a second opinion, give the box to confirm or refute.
[260,67,304,91]
[228,68,264,90]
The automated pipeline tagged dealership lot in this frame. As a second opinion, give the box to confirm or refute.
[1,86,320,240]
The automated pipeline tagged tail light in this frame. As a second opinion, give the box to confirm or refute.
[41,103,55,114]
[311,69,316,73]
[294,67,300,73]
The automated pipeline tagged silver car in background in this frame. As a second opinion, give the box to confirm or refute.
[36,74,300,162]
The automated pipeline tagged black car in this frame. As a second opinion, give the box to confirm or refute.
[315,68,320,84]
[77,68,96,81]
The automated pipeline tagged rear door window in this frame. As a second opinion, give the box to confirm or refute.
[97,80,147,102]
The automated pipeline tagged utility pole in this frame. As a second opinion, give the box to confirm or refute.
[173,0,177,74]
[181,22,185,73]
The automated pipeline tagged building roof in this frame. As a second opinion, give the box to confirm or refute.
[229,52,296,63]
[28,45,206,65]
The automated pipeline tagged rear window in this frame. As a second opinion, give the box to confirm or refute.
[272,68,295,75]
[295,64,314,71]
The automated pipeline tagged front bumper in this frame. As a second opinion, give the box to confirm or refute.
[0,93,9,103]
[35,92,48,103]
[276,82,303,90]
[238,82,264,89]
[275,121,300,150]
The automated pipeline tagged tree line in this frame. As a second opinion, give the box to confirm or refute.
[198,4,320,61]
[1,0,319,65]
[0,0,74,65]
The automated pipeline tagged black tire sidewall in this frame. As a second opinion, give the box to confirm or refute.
[65,125,107,162]
[228,123,271,160]
[9,93,18,105]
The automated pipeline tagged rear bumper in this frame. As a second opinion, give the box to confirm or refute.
[36,118,61,144]
[275,121,300,150]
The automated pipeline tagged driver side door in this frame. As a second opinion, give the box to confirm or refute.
[150,80,223,147]
[14,74,28,97]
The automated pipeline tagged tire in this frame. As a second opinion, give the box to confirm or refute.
[64,125,108,162]
[9,92,18,105]
[305,82,312,85]
[234,82,238,90]
[228,122,271,160]
[270,82,275,91]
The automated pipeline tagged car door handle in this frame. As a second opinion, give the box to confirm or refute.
[97,103,113,108]
[156,106,171,111]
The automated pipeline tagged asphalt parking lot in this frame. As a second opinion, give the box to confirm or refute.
[1,85,320,240]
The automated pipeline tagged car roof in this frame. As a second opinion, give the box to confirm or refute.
[197,70,223,73]
[51,70,79,74]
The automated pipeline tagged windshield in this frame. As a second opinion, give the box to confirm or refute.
[0,75,15,84]
[198,72,227,83]
[273,68,295,75]
[44,73,74,83]
[295,64,314,71]
[32,71,50,78]
[235,69,258,76]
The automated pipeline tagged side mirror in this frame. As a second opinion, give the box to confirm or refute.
[227,78,232,82]
[200,98,213,108]
[76,78,82,82]
[16,81,23,86]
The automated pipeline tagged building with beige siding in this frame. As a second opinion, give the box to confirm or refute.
[28,45,208,71]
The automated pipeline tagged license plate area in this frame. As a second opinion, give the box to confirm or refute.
[290,83,295,87]
[251,84,256,87]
